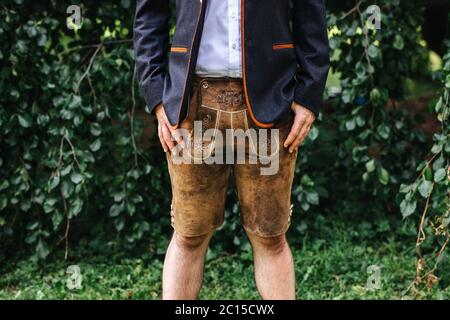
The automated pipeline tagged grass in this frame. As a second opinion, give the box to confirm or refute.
[1,212,449,300]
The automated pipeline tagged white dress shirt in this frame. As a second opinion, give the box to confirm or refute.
[195,0,242,78]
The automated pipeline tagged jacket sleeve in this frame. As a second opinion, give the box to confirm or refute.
[292,0,330,117]
[133,0,170,114]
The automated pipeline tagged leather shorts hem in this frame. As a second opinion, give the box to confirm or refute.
[171,220,225,238]
[241,223,291,239]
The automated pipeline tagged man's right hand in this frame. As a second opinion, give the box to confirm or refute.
[155,103,184,152]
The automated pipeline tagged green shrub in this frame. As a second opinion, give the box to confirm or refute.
[398,42,450,289]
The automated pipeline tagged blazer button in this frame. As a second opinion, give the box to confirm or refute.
[202,81,209,89]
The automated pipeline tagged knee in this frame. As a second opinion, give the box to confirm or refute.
[249,233,289,255]
[173,232,211,252]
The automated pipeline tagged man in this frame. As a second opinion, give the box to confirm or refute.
[134,0,329,299]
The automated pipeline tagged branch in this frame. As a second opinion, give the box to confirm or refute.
[75,44,102,93]
[129,66,139,168]
[341,0,363,20]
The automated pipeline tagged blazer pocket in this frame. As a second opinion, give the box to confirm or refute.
[170,46,188,53]
[272,43,294,50]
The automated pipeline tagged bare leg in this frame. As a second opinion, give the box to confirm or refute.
[246,232,295,300]
[162,231,212,300]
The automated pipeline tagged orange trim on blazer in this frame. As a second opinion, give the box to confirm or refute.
[241,0,274,128]
[272,43,294,50]
[170,46,188,53]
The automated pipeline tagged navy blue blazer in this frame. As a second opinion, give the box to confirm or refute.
[134,0,330,128]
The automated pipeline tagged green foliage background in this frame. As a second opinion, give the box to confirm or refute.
[0,0,448,290]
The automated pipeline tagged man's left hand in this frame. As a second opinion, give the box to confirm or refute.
[283,102,316,153]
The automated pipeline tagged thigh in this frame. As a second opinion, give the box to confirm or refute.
[234,119,298,237]
[166,78,232,237]
[167,152,231,237]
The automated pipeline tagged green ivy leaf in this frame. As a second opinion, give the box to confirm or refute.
[61,181,74,198]
[25,232,38,244]
[434,168,446,182]
[109,203,123,217]
[378,167,390,185]
[43,198,58,213]
[345,118,356,131]
[60,165,72,177]
[393,35,405,50]
[70,172,83,184]
[445,140,450,153]
[48,176,60,191]
[308,127,319,141]
[0,195,7,210]
[431,143,442,154]
[305,191,319,205]
[89,139,102,152]
[51,211,64,230]
[68,95,82,109]
[445,74,450,89]
[70,198,83,217]
[37,114,50,126]
[424,167,433,181]
[368,45,379,59]
[400,199,416,218]
[36,239,50,260]
[18,114,32,128]
[362,172,370,181]
[370,88,381,102]
[365,159,376,173]
[399,183,414,194]
[115,217,125,231]
[27,221,39,230]
[377,124,390,140]
[418,180,433,198]
[90,123,102,136]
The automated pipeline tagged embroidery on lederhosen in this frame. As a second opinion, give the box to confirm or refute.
[288,203,293,225]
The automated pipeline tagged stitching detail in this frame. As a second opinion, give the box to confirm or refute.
[230,110,234,130]
[272,43,294,50]
[170,46,188,53]
[244,110,280,160]
[185,109,221,162]
[200,104,247,114]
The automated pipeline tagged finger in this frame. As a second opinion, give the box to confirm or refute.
[289,122,312,153]
[284,117,305,148]
[171,128,185,149]
[161,112,184,148]
[161,123,175,151]
[161,112,185,149]
[158,124,168,152]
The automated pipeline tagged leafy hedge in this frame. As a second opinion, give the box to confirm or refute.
[0,0,448,284]
[400,42,449,288]
[0,0,171,261]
